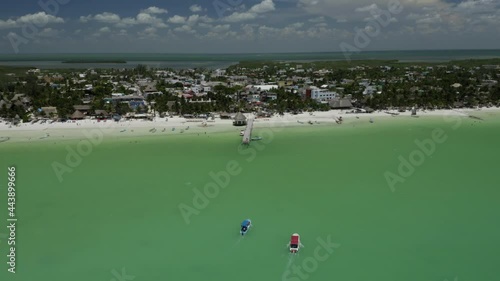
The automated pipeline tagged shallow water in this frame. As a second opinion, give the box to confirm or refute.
[0,116,499,281]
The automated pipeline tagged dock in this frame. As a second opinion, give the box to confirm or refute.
[242,119,254,145]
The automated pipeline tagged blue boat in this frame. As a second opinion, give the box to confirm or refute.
[240,219,252,236]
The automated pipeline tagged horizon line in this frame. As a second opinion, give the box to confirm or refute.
[1,48,500,56]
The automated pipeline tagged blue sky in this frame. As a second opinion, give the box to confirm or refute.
[0,0,499,53]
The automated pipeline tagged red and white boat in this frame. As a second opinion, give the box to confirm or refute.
[289,233,301,253]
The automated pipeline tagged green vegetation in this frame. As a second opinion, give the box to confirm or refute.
[0,59,499,121]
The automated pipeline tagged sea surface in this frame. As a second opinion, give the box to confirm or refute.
[0,115,499,281]
[0,49,499,69]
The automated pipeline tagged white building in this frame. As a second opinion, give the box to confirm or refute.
[310,87,337,102]
[363,86,377,95]
[252,85,278,91]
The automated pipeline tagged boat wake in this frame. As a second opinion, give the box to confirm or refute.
[285,255,295,270]
[225,236,244,256]
[280,254,295,278]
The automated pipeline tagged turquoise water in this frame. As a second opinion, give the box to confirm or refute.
[0,49,499,69]
[0,116,499,281]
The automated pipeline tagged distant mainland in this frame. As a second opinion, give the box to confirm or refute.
[62,60,127,64]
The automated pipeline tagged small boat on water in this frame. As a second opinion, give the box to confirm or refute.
[251,136,262,141]
[288,233,303,254]
[308,121,313,125]
[120,129,126,132]
[150,128,157,133]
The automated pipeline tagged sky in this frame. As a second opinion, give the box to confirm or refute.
[0,0,499,54]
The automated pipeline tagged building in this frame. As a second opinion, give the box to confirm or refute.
[252,85,278,91]
[233,112,247,126]
[308,87,337,102]
[70,110,85,120]
[329,98,353,109]
[40,107,58,117]
[73,105,92,115]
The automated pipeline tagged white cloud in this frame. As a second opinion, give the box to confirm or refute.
[0,12,64,29]
[144,27,157,34]
[355,4,378,12]
[138,27,160,39]
[94,12,121,24]
[141,6,168,14]
[249,0,276,13]
[168,15,186,24]
[37,28,60,38]
[223,0,276,22]
[224,12,258,22]
[174,25,196,34]
[189,5,203,13]
[79,15,92,23]
[413,14,442,24]
[212,24,231,32]
[309,16,325,23]
[169,14,212,25]
[136,13,167,28]
[290,22,304,28]
[82,10,168,28]
[99,27,111,33]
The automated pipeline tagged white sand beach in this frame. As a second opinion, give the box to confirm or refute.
[0,108,498,143]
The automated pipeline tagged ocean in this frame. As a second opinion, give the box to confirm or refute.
[1,114,499,281]
[0,49,499,69]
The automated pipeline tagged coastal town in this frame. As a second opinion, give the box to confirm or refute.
[0,60,499,125]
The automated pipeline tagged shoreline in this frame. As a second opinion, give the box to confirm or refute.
[1,108,498,144]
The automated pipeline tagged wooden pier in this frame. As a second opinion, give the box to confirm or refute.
[242,119,254,145]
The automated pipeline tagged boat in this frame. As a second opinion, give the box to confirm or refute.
[251,136,262,141]
[150,128,157,133]
[240,219,252,236]
[289,233,302,253]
